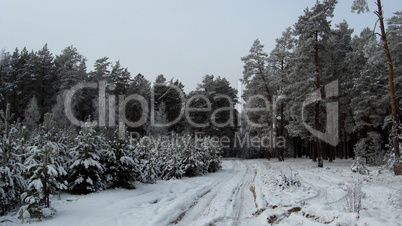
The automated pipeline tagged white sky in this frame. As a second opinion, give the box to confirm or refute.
[1,0,401,92]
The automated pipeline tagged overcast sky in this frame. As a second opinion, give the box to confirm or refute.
[1,0,400,92]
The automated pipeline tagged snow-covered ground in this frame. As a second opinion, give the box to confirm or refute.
[2,159,401,225]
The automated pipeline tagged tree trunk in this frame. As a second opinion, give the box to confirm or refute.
[279,59,285,161]
[376,0,400,175]
[312,140,316,161]
[315,30,323,167]
[257,68,278,161]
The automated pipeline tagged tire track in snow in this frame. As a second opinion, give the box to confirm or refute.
[170,160,241,225]
[175,160,258,226]
[298,173,348,205]
[233,160,257,224]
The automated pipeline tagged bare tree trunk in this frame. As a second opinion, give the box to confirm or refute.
[376,0,400,174]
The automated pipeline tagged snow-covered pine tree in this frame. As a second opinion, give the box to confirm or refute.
[353,131,383,166]
[268,27,295,160]
[330,21,355,159]
[203,137,222,173]
[159,139,185,180]
[0,104,26,215]
[102,129,138,189]
[19,114,67,220]
[352,0,400,175]
[11,120,30,163]
[180,136,206,177]
[135,137,159,184]
[288,0,337,167]
[68,123,106,194]
[241,40,276,159]
[385,11,402,174]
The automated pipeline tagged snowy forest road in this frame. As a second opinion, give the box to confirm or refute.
[27,160,266,226]
[25,159,402,226]
[176,160,257,225]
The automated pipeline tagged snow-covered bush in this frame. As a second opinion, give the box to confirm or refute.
[277,169,301,189]
[68,125,106,194]
[383,123,402,171]
[132,134,222,181]
[351,157,369,175]
[180,135,222,177]
[19,114,67,221]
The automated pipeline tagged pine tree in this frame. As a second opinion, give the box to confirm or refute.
[354,131,383,165]
[24,97,41,130]
[352,0,400,174]
[110,60,132,95]
[329,21,355,160]
[11,47,31,119]
[201,136,222,173]
[0,50,14,111]
[51,91,71,130]
[268,27,295,160]
[159,139,185,180]
[19,114,67,220]
[241,39,278,159]
[89,57,111,82]
[54,46,87,92]
[102,130,138,189]
[180,136,211,177]
[68,124,106,194]
[126,74,151,136]
[386,11,402,172]
[188,75,237,156]
[289,0,337,167]
[148,101,169,136]
[135,137,159,184]
[26,44,56,119]
[0,104,26,215]
[152,75,186,134]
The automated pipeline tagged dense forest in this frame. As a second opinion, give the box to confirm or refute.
[0,0,400,222]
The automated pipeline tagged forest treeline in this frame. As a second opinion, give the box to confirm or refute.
[240,2,401,168]
[0,0,400,221]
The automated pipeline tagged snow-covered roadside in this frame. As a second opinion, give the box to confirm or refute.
[251,159,402,225]
[1,159,401,226]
